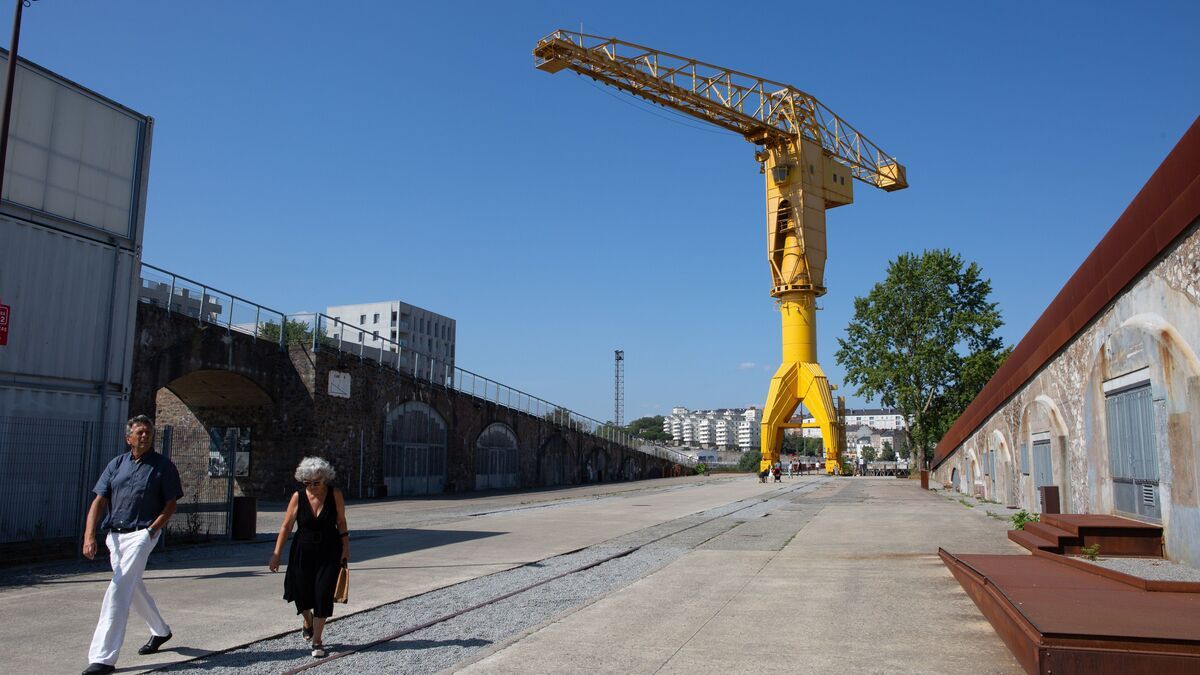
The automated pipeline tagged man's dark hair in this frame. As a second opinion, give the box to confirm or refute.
[126,414,155,437]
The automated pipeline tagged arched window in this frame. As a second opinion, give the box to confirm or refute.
[476,423,519,490]
[384,401,447,496]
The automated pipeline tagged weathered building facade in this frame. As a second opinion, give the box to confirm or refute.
[932,118,1200,568]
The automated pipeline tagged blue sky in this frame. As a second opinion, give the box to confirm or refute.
[10,1,1199,422]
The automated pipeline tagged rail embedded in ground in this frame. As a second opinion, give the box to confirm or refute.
[138,263,695,467]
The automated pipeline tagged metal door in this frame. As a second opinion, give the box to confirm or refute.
[1105,384,1160,520]
[1032,441,1053,488]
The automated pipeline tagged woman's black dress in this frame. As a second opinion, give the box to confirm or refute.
[283,487,342,618]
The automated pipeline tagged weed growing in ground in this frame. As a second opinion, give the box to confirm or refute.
[958,498,975,508]
[1081,544,1101,561]
[1010,510,1040,530]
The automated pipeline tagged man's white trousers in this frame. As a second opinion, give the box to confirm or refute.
[88,530,171,665]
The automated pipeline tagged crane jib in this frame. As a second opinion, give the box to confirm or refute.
[533,30,907,192]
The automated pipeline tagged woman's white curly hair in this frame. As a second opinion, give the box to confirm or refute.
[294,456,336,484]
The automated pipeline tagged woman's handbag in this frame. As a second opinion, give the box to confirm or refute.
[333,560,349,603]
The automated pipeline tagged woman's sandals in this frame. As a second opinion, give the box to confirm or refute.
[311,643,326,658]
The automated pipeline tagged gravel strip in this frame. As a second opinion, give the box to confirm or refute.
[155,479,825,674]
[1082,556,1200,582]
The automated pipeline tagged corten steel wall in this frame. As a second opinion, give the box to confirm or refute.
[930,117,1200,567]
[131,303,687,501]
[934,117,1200,469]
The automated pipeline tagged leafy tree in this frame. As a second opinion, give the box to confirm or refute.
[258,318,323,345]
[880,440,897,461]
[860,446,878,463]
[835,250,1010,470]
[737,448,762,472]
[627,415,672,442]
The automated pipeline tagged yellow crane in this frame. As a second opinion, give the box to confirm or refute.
[534,31,907,474]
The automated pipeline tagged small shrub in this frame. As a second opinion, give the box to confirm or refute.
[695,462,708,475]
[1010,510,1040,530]
[1081,544,1101,561]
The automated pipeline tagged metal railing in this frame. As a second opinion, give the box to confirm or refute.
[139,265,695,467]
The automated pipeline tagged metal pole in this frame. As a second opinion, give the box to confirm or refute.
[0,0,27,201]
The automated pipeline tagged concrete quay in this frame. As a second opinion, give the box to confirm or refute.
[2,475,1024,674]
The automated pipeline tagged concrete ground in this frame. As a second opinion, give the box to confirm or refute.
[457,478,1024,674]
[2,474,1023,674]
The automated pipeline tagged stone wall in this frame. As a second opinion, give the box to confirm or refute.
[131,303,688,503]
[933,220,1200,566]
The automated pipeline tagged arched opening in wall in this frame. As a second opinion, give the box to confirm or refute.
[1020,396,1072,514]
[622,456,641,481]
[539,435,565,487]
[967,449,981,498]
[154,369,274,538]
[951,467,959,492]
[383,401,447,497]
[646,465,663,479]
[991,430,1015,506]
[584,448,608,483]
[475,423,518,491]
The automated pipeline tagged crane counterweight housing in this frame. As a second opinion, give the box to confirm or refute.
[534,30,907,474]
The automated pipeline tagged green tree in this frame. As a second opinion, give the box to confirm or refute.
[835,250,1011,470]
[860,446,878,463]
[880,440,897,461]
[627,415,672,442]
[737,448,763,472]
[258,318,326,345]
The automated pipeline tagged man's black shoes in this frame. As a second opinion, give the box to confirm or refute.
[82,664,115,674]
[138,632,173,655]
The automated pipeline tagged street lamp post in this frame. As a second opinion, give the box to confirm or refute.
[0,0,34,201]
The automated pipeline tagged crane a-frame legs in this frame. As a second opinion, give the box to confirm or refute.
[759,292,841,474]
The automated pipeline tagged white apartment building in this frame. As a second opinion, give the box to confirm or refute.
[663,406,761,450]
[325,300,456,376]
[797,407,906,438]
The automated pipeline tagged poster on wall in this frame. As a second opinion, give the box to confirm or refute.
[208,427,251,477]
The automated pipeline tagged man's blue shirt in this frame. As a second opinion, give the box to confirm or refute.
[93,450,184,530]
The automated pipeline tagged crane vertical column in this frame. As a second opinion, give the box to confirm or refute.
[759,140,845,474]
[614,349,624,428]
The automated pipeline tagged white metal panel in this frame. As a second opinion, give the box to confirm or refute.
[0,216,136,400]
[1,53,144,237]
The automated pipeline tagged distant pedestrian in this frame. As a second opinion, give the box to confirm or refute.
[759,467,769,483]
[773,465,782,482]
[81,415,183,675]
[270,457,350,659]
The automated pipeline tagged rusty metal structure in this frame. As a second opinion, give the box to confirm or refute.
[533,30,907,473]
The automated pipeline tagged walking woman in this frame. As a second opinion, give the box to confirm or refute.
[269,457,349,658]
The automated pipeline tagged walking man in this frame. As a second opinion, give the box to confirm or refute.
[81,415,183,675]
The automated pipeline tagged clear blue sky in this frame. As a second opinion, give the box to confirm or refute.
[11,1,1199,422]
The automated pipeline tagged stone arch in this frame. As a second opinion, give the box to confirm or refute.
[965,446,982,497]
[622,455,641,481]
[584,446,609,483]
[951,467,960,492]
[539,435,567,487]
[1018,394,1072,512]
[1084,310,1200,566]
[383,400,447,496]
[475,422,518,491]
[154,369,276,508]
[990,429,1015,505]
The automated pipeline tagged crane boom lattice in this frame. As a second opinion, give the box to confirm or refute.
[534,30,906,190]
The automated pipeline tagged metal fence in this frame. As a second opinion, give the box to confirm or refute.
[0,416,125,546]
[140,264,696,468]
[159,424,237,541]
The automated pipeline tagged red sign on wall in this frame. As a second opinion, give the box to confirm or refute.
[0,301,9,346]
